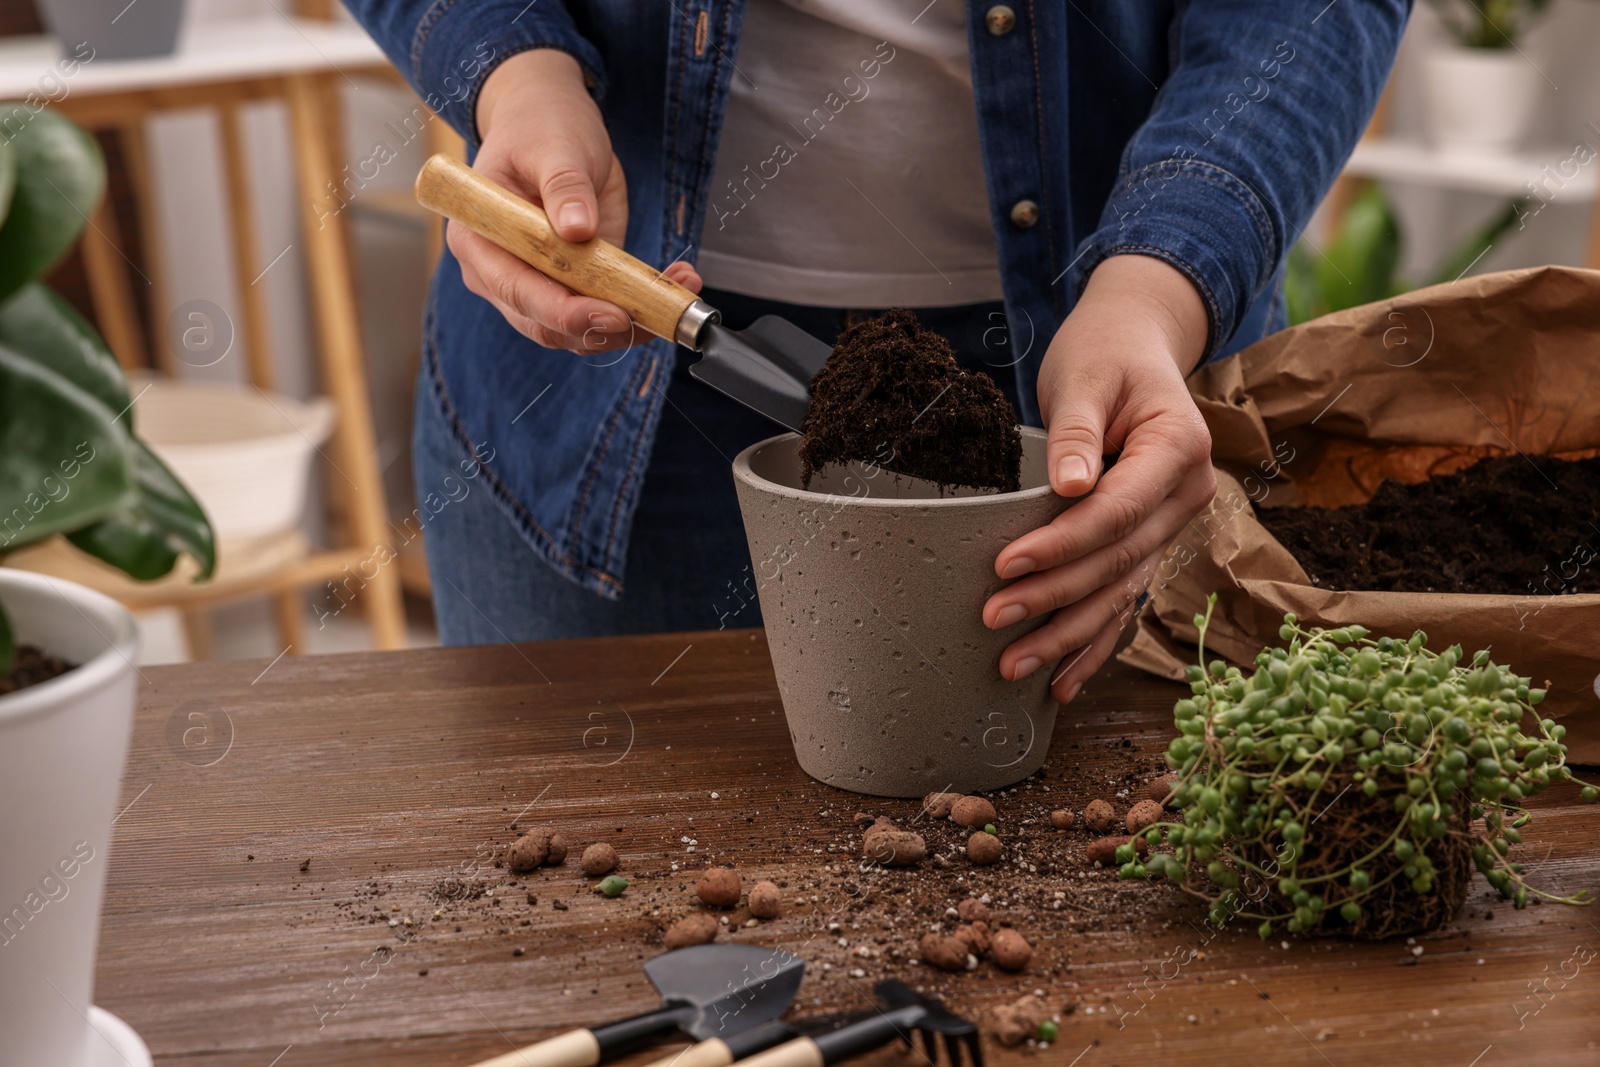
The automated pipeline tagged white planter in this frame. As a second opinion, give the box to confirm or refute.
[133,377,336,540]
[0,570,151,1067]
[1422,46,1543,154]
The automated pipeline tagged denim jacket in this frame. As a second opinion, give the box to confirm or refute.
[342,0,1409,599]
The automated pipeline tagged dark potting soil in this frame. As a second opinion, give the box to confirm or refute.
[1255,453,1600,594]
[798,308,1022,492]
[0,644,75,696]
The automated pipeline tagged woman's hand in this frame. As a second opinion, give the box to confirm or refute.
[451,49,702,354]
[983,255,1218,703]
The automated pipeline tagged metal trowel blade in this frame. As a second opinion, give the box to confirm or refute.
[687,315,833,432]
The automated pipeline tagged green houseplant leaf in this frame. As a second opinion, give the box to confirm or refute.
[0,106,213,680]
[67,441,216,582]
[1317,183,1400,313]
[0,283,131,416]
[0,106,104,304]
[0,343,136,551]
[0,134,18,228]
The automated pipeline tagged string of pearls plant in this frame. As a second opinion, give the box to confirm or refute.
[1119,594,1597,939]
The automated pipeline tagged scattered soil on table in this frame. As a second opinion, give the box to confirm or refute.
[0,645,75,696]
[798,308,1022,492]
[1255,454,1600,594]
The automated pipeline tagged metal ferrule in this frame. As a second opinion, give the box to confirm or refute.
[675,299,720,349]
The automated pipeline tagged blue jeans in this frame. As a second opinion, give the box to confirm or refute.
[414,290,1024,645]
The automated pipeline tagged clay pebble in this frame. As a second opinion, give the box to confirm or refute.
[923,792,963,819]
[950,795,996,828]
[748,880,783,919]
[990,927,1033,972]
[957,898,991,924]
[991,995,1050,1047]
[953,920,991,957]
[1086,834,1150,866]
[919,933,972,973]
[1149,774,1178,804]
[1125,799,1164,835]
[580,842,618,876]
[863,821,926,867]
[664,912,719,949]
[696,867,743,908]
[966,830,1002,865]
[1049,808,1075,830]
[1083,799,1116,833]
[508,829,566,872]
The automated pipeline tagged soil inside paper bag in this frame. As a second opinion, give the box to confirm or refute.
[1255,453,1600,595]
[1119,266,1600,762]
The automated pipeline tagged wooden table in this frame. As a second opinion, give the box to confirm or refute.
[99,630,1600,1066]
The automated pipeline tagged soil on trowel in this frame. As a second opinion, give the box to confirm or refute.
[1255,453,1600,594]
[798,308,1022,492]
[0,645,75,696]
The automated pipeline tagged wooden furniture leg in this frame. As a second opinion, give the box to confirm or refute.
[274,591,306,655]
[284,72,407,651]
[180,607,216,661]
[117,118,175,373]
[80,195,150,372]
[219,102,277,391]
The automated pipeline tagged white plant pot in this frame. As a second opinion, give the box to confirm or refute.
[0,570,151,1067]
[1422,46,1543,154]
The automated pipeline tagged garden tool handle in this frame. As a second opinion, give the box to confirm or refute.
[465,1006,688,1067]
[469,1028,602,1067]
[637,1037,737,1067]
[730,1037,824,1067]
[414,154,713,347]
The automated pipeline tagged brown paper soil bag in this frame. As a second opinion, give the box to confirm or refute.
[1121,266,1600,763]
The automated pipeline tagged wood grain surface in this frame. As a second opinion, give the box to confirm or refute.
[98,629,1600,1066]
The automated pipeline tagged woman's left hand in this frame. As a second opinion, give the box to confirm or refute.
[983,254,1219,704]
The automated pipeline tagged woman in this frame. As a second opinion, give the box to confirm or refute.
[342,0,1408,703]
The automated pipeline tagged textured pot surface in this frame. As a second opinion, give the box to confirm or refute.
[733,429,1068,797]
[0,570,145,1067]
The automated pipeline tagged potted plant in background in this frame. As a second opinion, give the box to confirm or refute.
[1284,182,1527,325]
[0,103,212,1067]
[1422,0,1559,153]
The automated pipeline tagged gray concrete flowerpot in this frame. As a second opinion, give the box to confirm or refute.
[37,0,185,60]
[733,428,1068,798]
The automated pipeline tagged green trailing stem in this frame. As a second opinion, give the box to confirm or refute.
[1124,594,1599,938]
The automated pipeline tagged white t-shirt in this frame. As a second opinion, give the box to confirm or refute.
[697,0,1004,308]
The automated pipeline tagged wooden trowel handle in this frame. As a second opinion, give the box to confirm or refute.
[414,154,705,345]
[467,1028,601,1067]
[638,1038,736,1067]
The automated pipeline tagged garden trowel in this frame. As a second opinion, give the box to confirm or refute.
[415,155,831,432]
[465,943,804,1067]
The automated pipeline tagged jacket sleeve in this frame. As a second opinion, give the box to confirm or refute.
[1067,0,1411,358]
[339,0,606,149]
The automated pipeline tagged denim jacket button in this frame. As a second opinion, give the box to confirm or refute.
[1009,199,1040,228]
[985,5,1017,34]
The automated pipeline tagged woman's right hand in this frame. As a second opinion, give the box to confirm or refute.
[453,49,702,354]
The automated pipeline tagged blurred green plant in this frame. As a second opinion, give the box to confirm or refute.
[0,104,214,676]
[1284,183,1529,326]
[1427,0,1553,47]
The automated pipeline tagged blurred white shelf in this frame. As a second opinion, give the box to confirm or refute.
[0,17,385,98]
[1345,137,1599,201]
